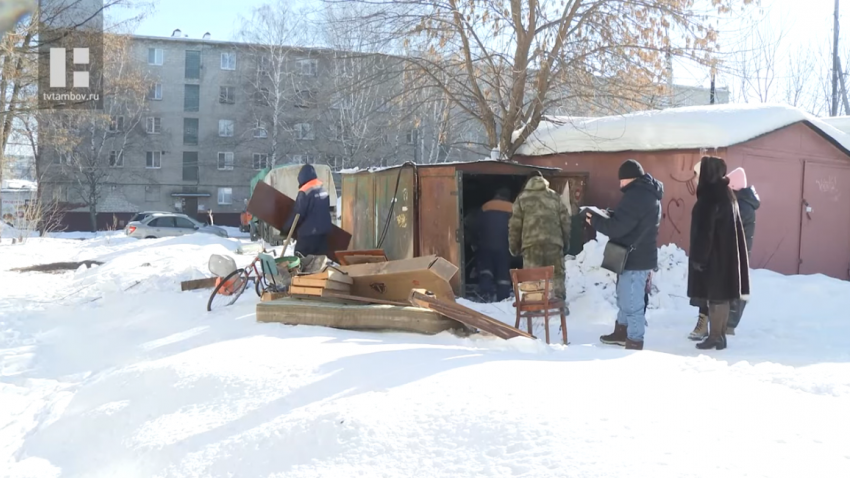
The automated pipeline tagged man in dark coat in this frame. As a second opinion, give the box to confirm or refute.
[590,159,663,351]
[476,188,514,302]
[687,156,751,350]
[283,164,332,257]
[688,166,760,339]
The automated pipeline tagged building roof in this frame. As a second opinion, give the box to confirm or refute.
[513,103,850,156]
[340,159,561,175]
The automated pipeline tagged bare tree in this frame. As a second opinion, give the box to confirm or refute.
[327,0,752,159]
[38,33,149,231]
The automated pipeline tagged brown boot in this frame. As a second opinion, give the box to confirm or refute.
[688,313,709,341]
[697,302,729,350]
[625,339,644,350]
[600,323,627,346]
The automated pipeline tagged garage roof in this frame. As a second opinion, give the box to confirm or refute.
[514,103,850,157]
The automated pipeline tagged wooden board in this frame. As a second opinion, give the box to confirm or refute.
[291,277,352,292]
[261,291,288,302]
[409,289,533,340]
[291,290,409,307]
[519,281,546,292]
[289,285,325,296]
[296,268,354,285]
[247,181,351,263]
[257,298,463,335]
[335,249,388,266]
[523,292,545,301]
[180,277,218,291]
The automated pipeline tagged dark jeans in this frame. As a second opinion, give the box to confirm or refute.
[477,247,512,301]
[294,233,329,257]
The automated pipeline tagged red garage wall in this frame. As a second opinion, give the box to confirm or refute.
[516,122,850,280]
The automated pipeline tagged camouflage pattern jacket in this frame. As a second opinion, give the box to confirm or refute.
[508,176,571,256]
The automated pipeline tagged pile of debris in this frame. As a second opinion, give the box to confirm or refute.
[256,248,534,340]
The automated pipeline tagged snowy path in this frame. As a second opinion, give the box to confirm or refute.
[1,234,849,477]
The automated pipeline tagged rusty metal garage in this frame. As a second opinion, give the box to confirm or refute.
[340,161,588,295]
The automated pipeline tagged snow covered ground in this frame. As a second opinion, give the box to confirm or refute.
[1,233,849,477]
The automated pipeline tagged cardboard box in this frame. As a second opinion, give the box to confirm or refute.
[339,255,458,303]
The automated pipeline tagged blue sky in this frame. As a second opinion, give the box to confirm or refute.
[110,0,315,41]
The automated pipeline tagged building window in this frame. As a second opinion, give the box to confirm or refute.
[331,123,350,142]
[252,153,269,170]
[406,129,416,144]
[295,89,316,108]
[254,88,269,106]
[57,152,74,165]
[253,120,268,138]
[295,123,314,140]
[148,83,162,100]
[108,151,123,168]
[287,154,304,164]
[258,55,270,73]
[297,58,317,76]
[217,152,234,170]
[185,50,201,79]
[183,152,199,181]
[184,84,200,112]
[145,185,159,202]
[218,119,234,137]
[146,151,162,169]
[219,86,236,104]
[183,118,199,145]
[218,187,233,205]
[148,48,163,65]
[108,116,124,132]
[220,52,236,70]
[146,117,162,134]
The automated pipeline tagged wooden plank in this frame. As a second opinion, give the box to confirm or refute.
[261,291,288,302]
[291,277,352,292]
[289,285,325,296]
[408,289,533,340]
[256,298,462,335]
[297,267,353,285]
[335,249,388,266]
[291,290,409,307]
[180,277,218,291]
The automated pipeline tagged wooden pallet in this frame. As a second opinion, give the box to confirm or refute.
[408,289,533,340]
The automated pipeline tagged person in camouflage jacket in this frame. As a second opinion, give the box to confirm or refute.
[508,173,571,299]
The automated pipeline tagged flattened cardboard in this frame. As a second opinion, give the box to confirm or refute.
[338,255,458,303]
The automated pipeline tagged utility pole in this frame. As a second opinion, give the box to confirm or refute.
[832,0,841,116]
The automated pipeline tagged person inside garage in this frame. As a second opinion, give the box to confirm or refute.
[476,188,514,302]
[283,164,332,257]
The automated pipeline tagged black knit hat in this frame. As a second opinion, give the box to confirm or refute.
[618,159,645,180]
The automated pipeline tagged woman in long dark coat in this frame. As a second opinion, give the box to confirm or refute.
[687,156,750,350]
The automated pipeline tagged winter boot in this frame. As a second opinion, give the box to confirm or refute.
[625,339,644,350]
[600,323,628,346]
[696,302,729,350]
[688,313,709,341]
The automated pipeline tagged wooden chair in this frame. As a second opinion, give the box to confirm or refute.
[510,266,568,345]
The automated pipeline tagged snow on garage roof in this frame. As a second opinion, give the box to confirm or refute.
[513,103,850,156]
[820,116,850,135]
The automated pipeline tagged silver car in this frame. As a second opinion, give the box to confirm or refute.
[125,213,228,239]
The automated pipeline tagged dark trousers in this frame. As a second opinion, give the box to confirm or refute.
[477,247,512,301]
[294,234,329,257]
[698,298,746,326]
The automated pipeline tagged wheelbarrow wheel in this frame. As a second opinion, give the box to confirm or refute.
[207,268,250,312]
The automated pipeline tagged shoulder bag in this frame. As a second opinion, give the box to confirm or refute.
[600,214,652,275]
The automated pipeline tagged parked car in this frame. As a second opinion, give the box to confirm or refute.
[129,211,169,223]
[125,213,228,239]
